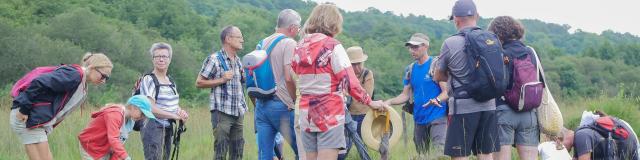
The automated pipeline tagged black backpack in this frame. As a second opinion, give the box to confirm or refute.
[451,27,508,103]
[578,117,637,160]
[131,72,176,131]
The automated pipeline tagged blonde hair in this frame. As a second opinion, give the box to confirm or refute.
[81,52,113,69]
[303,3,343,37]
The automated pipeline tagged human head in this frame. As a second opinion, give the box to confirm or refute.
[488,16,525,43]
[220,26,244,51]
[346,46,367,74]
[405,33,430,61]
[81,52,113,85]
[149,42,173,71]
[277,9,302,38]
[303,3,343,37]
[561,128,576,152]
[126,95,156,121]
[450,0,479,30]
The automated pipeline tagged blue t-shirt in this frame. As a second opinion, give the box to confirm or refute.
[403,57,448,125]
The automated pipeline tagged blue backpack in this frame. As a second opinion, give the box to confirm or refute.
[452,27,508,104]
[242,35,286,99]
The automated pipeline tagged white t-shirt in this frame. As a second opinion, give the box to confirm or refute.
[538,141,572,160]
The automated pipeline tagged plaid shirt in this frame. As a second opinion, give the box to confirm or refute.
[199,49,247,116]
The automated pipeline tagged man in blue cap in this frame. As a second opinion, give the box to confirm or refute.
[435,0,501,159]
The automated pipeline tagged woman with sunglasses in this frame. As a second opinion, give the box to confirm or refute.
[10,52,113,160]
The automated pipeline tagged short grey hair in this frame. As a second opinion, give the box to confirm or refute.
[149,42,173,57]
[220,25,237,44]
[277,9,301,29]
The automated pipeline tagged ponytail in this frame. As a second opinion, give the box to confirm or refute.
[81,52,113,69]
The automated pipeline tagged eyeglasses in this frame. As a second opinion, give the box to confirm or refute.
[153,55,171,60]
[407,45,422,51]
[95,69,110,81]
[230,35,243,39]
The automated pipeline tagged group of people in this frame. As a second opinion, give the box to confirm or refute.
[9,0,640,160]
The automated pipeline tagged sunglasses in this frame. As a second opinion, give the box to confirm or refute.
[95,69,110,81]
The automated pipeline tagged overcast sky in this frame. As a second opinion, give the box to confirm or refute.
[310,0,639,36]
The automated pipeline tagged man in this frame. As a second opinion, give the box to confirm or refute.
[339,46,375,160]
[385,33,448,158]
[434,0,500,159]
[252,9,301,160]
[196,26,247,160]
[567,111,639,160]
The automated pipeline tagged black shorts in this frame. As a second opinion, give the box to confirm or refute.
[444,110,500,157]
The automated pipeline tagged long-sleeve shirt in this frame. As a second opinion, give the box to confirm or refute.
[292,33,372,132]
[78,105,128,160]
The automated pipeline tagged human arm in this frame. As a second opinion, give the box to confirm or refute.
[195,55,232,88]
[105,111,128,160]
[14,66,82,118]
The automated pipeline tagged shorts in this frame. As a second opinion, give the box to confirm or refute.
[79,143,110,160]
[302,125,346,152]
[10,109,48,144]
[496,105,539,146]
[444,110,500,157]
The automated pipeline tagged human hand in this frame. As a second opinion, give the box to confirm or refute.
[222,71,234,81]
[369,100,388,112]
[16,111,28,122]
[177,109,189,122]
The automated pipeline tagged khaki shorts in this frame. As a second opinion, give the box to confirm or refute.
[302,125,346,152]
[79,143,110,160]
[10,109,48,144]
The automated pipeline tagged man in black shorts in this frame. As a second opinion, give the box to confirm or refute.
[434,0,500,159]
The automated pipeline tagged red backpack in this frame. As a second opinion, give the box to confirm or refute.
[11,64,83,98]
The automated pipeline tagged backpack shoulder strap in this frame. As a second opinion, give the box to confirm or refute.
[147,73,161,100]
[528,46,545,84]
[361,69,370,85]
[265,35,287,55]
[216,52,229,71]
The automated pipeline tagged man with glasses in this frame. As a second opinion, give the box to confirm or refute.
[196,25,247,160]
[250,9,301,160]
[385,33,449,158]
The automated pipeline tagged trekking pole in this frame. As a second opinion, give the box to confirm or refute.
[171,120,187,160]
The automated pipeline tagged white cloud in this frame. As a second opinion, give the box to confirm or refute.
[310,0,639,36]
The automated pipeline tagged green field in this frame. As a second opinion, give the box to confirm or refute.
[3,94,638,160]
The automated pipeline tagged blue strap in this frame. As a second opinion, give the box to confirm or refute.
[264,35,287,56]
[216,51,229,71]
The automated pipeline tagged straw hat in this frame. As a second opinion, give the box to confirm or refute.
[346,46,368,63]
[361,106,403,151]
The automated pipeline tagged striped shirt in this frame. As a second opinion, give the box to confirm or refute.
[199,50,247,116]
[139,75,180,126]
[292,33,372,132]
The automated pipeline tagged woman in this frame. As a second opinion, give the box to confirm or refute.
[488,16,541,160]
[291,3,387,160]
[78,95,156,160]
[10,52,113,160]
[139,42,189,160]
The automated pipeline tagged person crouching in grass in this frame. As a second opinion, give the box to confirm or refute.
[77,95,156,160]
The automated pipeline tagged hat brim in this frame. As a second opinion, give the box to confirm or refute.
[350,54,368,63]
[141,109,156,119]
[405,41,423,46]
[361,106,403,151]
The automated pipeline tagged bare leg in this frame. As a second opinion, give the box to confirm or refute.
[477,153,493,160]
[496,145,512,160]
[36,142,53,160]
[316,149,339,160]
[24,144,42,160]
[451,156,469,160]
[516,145,538,160]
[306,152,317,160]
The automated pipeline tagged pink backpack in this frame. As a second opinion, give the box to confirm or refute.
[11,64,82,98]
[504,48,544,112]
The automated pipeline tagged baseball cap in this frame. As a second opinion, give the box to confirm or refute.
[449,0,477,20]
[405,33,430,46]
[127,95,156,119]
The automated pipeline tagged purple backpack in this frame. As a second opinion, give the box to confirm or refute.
[504,47,544,112]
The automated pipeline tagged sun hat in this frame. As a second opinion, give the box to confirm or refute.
[347,46,368,63]
[361,106,403,151]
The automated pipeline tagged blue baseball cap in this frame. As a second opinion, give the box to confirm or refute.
[127,95,156,119]
[449,0,477,20]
